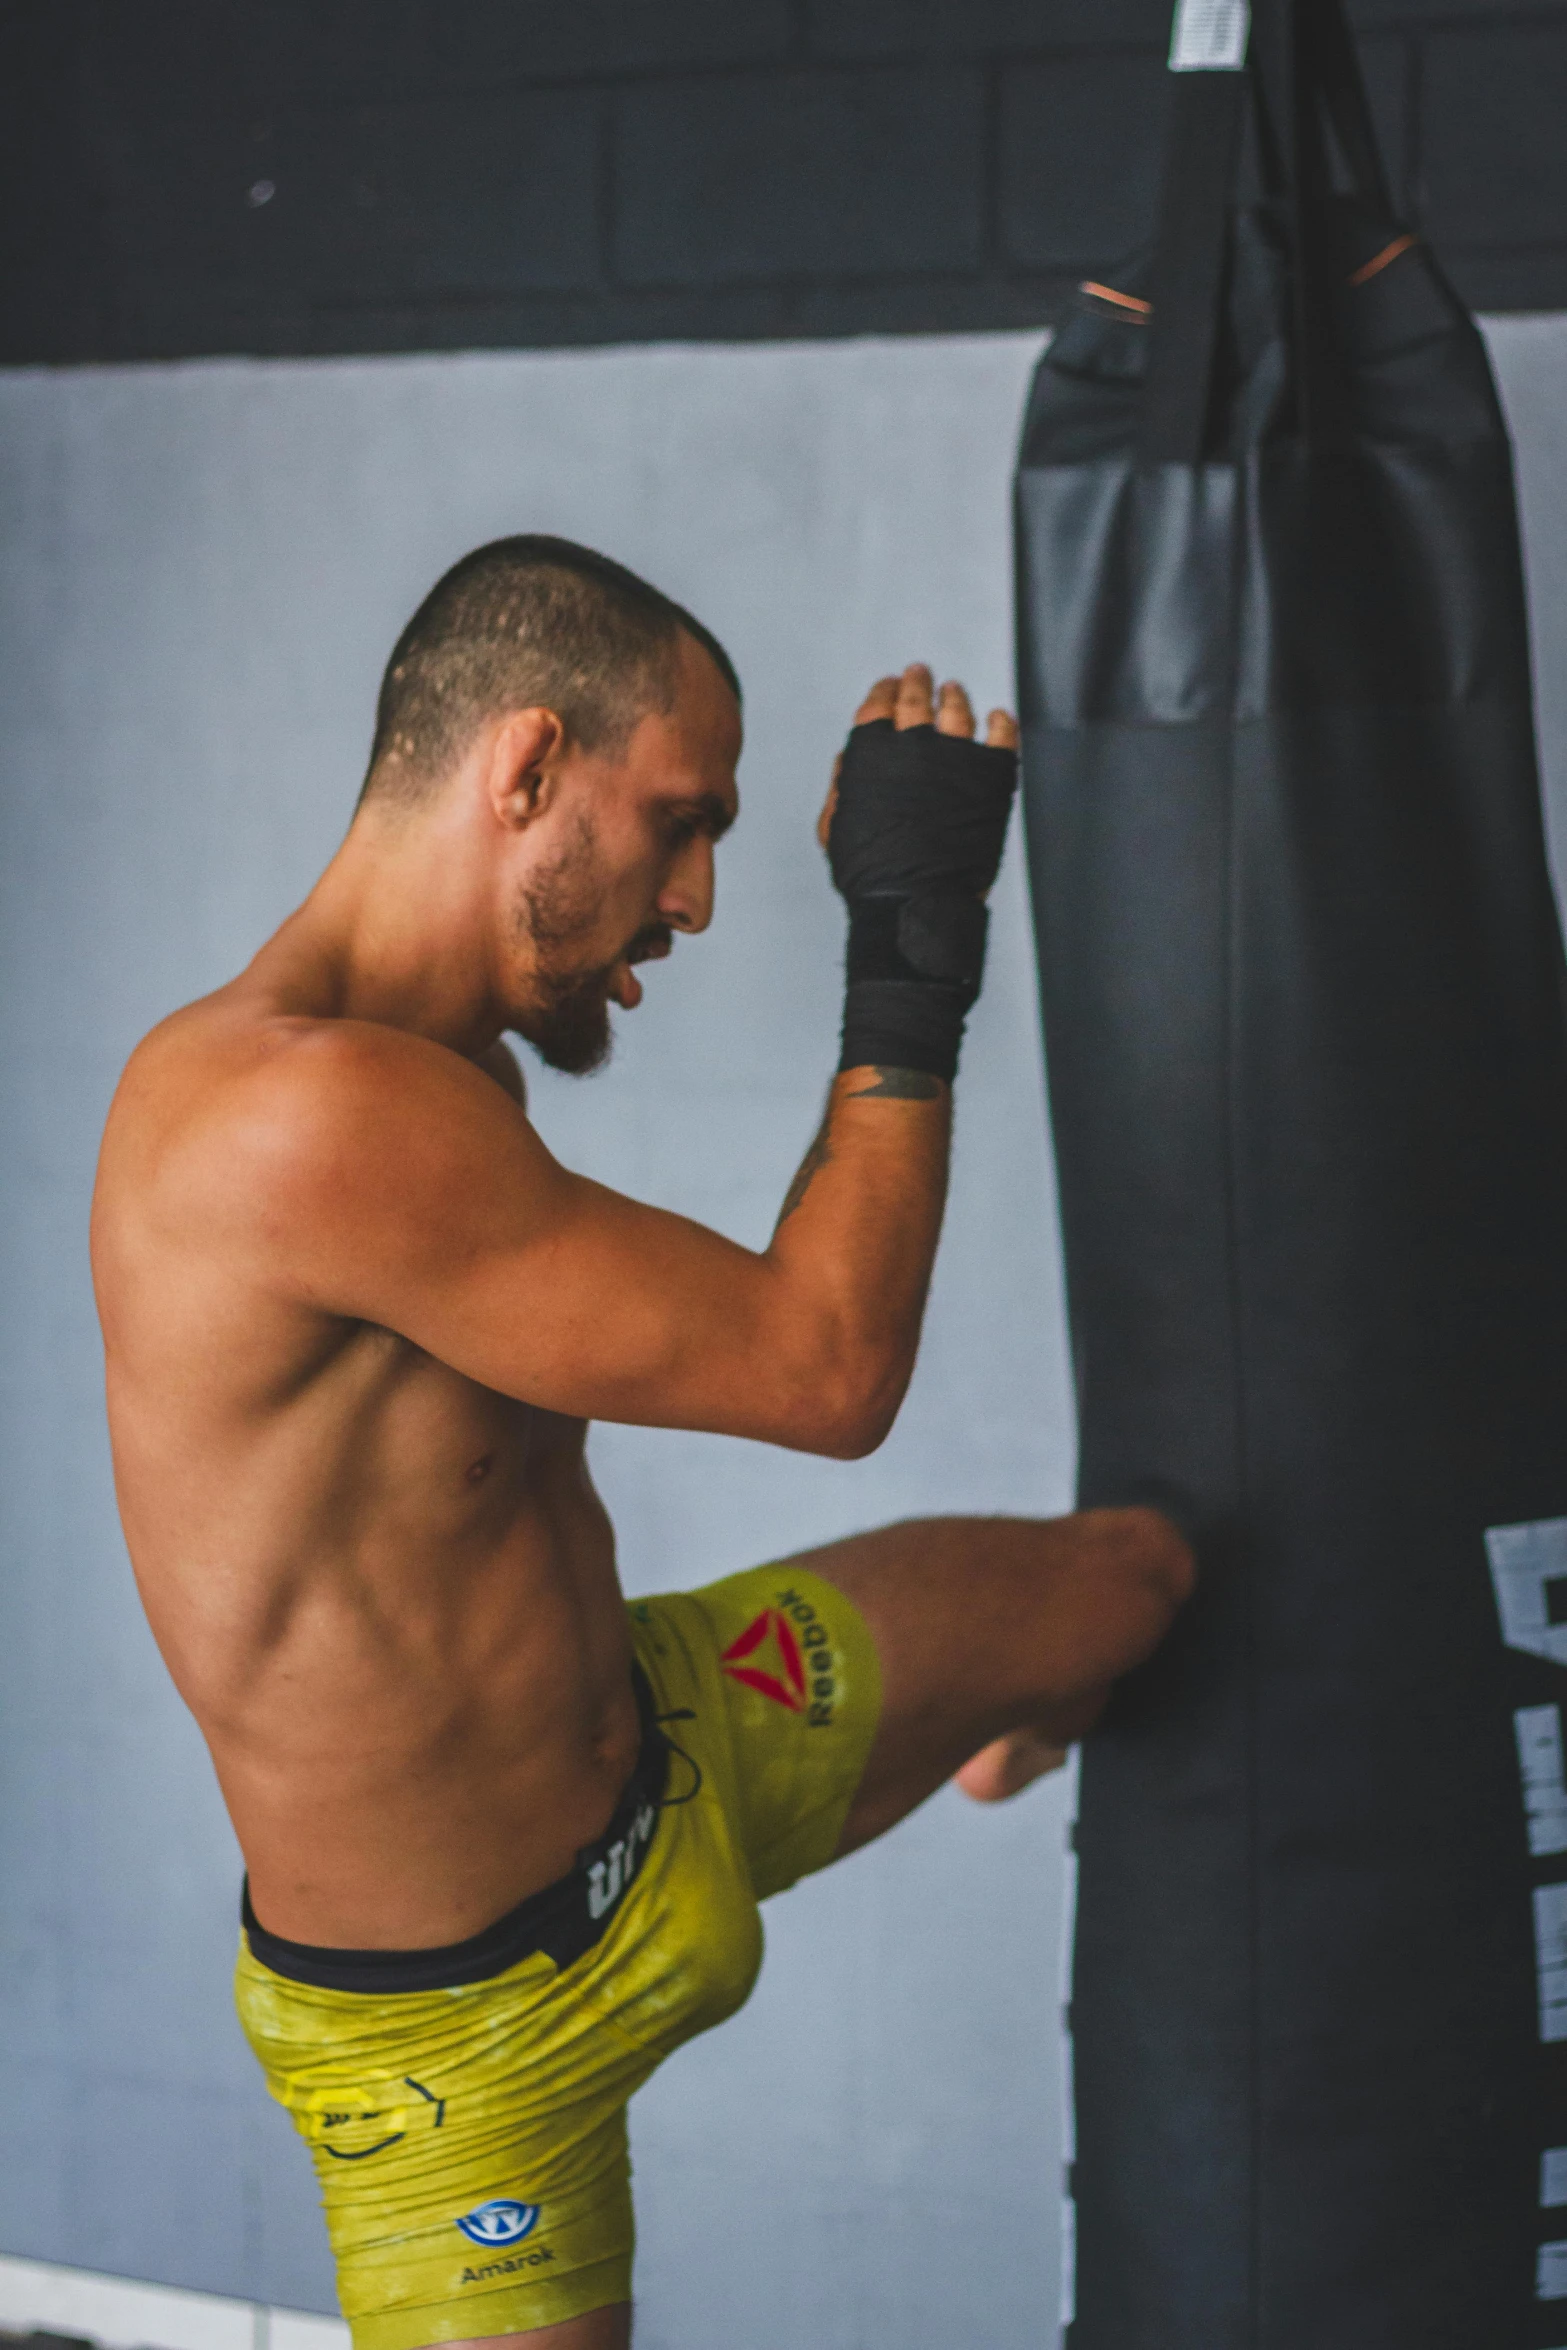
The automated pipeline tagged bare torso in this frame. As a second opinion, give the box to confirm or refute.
[91,653,1002,1970]
[94,987,639,1949]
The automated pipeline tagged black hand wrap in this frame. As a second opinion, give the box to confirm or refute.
[828,719,1018,1082]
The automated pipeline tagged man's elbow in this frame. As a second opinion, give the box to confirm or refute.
[809,1413,886,1464]
[787,1353,907,1461]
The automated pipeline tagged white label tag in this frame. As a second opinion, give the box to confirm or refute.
[1544,2147,1567,2208]
[1168,0,1251,71]
[1539,2240,1567,2300]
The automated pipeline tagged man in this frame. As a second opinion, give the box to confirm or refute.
[92,537,1190,2350]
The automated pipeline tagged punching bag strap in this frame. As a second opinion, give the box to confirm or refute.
[1138,40,1248,466]
[1251,0,1355,447]
[1139,0,1389,463]
[1308,0,1394,219]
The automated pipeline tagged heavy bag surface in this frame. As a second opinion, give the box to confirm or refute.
[1015,4,1567,2344]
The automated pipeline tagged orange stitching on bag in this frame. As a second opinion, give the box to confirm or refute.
[1077,233,1415,323]
[1080,280,1153,316]
[1348,233,1419,287]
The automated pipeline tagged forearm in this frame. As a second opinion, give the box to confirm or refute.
[746,691,1016,1452]
[761,1063,952,1453]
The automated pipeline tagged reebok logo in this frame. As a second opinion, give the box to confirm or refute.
[721,1607,807,1710]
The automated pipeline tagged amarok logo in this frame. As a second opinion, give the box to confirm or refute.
[721,1607,806,1710]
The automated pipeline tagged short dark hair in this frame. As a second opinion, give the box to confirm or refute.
[358,534,740,811]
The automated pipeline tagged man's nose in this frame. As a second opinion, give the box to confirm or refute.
[658,837,716,935]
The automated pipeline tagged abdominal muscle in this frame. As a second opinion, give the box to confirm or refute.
[109,1327,643,1952]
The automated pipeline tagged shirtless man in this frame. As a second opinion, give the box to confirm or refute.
[91,536,1191,2350]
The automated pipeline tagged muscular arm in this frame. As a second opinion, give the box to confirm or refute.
[227,1028,947,1459]
[210,669,1013,1460]
[767,1061,951,1442]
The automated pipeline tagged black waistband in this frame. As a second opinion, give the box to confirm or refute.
[242,1663,670,1993]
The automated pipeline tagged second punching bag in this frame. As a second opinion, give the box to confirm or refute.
[1015,2,1567,2344]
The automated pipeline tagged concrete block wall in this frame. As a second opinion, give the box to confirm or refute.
[2,0,1565,366]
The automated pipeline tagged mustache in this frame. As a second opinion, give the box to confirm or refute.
[624,924,674,966]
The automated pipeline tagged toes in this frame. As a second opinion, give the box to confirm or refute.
[985,707,1020,750]
[934,679,976,738]
[955,1731,1071,1803]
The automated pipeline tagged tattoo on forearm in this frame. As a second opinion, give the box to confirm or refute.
[775,1067,945,1228]
[844,1066,946,1102]
[776,1121,834,1227]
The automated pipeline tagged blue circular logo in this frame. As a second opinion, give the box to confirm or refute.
[455,2198,540,2248]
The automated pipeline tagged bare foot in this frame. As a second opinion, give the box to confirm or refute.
[954,1729,1072,1803]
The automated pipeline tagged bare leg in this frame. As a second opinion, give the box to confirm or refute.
[413,2308,630,2350]
[772,1507,1192,1858]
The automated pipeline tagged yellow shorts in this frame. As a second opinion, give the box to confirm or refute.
[234,1565,882,2348]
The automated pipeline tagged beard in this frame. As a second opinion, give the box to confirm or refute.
[511,814,671,1077]
[520,963,618,1076]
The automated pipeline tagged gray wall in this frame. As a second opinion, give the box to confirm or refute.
[1,317,1565,2347]
[13,0,1567,366]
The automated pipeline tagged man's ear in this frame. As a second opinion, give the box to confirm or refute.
[486,707,566,831]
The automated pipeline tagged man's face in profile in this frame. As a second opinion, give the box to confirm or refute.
[509,636,741,1075]
[514,829,675,1075]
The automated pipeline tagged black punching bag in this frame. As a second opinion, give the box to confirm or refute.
[1015,0,1567,2342]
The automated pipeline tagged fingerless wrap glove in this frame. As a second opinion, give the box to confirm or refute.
[828,719,1018,1082]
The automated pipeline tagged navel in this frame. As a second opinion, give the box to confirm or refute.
[465,1454,493,1486]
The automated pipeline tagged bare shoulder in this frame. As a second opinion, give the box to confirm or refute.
[97,1004,551,1301]
[221,1018,544,1211]
[477,1038,528,1107]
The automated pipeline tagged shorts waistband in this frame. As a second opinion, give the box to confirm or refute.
[242,1661,670,1993]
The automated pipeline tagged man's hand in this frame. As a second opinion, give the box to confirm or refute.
[818,663,1019,848]
[821,664,1019,1088]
